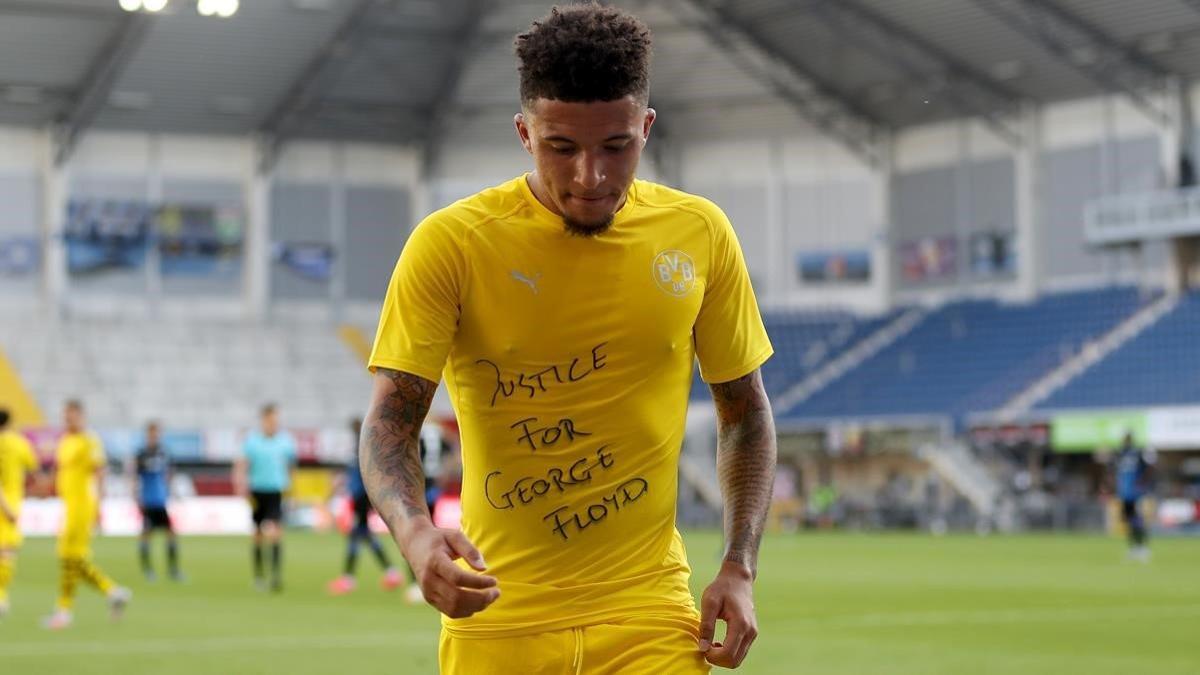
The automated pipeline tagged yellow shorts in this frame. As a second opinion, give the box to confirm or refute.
[57,509,95,558]
[0,518,21,549]
[439,615,711,675]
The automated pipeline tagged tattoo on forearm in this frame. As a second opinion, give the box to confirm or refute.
[709,369,777,576]
[361,368,437,527]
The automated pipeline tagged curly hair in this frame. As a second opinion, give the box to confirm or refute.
[514,3,652,107]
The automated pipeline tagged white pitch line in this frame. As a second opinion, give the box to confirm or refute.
[0,632,429,658]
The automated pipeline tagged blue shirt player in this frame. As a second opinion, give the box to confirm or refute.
[235,404,297,592]
[1113,432,1154,562]
[133,421,182,581]
[326,418,403,596]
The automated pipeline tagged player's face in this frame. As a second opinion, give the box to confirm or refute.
[262,412,278,435]
[64,406,83,432]
[147,425,160,444]
[515,96,655,236]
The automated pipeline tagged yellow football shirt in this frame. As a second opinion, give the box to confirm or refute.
[370,175,772,637]
[0,430,36,511]
[56,432,105,513]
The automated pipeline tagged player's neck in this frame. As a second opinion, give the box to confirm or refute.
[525,172,556,216]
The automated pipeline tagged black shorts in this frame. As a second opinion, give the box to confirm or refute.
[1122,499,1141,521]
[140,505,173,532]
[353,494,372,529]
[251,491,284,527]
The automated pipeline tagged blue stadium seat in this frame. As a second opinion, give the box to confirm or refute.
[779,287,1151,422]
[1037,291,1200,410]
[690,309,898,401]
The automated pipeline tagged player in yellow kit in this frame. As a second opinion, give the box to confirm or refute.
[0,408,38,617]
[43,400,131,630]
[360,5,776,673]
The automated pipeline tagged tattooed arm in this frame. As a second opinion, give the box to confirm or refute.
[698,368,777,670]
[361,367,499,618]
[712,368,777,574]
[361,368,437,527]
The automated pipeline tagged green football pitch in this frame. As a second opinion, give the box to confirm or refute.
[0,531,1196,674]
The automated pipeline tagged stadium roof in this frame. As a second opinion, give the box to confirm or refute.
[2,0,1199,165]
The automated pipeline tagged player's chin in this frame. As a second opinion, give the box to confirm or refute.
[562,213,614,238]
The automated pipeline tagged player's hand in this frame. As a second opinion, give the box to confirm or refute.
[698,560,759,669]
[401,521,499,619]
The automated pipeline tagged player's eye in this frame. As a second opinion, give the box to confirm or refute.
[550,146,574,155]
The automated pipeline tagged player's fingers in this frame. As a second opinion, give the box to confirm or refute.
[445,530,488,571]
[702,642,736,668]
[422,573,499,619]
[432,555,498,590]
[698,592,721,652]
[730,616,758,668]
[444,586,502,618]
[420,583,443,609]
[718,615,749,668]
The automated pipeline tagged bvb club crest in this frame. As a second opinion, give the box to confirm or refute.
[652,250,696,297]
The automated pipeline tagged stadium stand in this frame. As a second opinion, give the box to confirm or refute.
[0,316,367,429]
[1036,291,1200,410]
[7,286,1178,432]
[691,309,899,400]
[781,287,1155,421]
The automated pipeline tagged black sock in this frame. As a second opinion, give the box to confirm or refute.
[368,536,391,569]
[1132,525,1147,547]
[167,539,179,575]
[344,536,360,576]
[271,543,282,581]
[139,540,152,575]
[253,544,264,579]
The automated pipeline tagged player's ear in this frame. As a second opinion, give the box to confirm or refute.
[515,113,534,155]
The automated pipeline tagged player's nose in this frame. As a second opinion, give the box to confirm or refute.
[573,153,605,190]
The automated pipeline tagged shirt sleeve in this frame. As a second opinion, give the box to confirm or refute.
[693,201,773,384]
[368,213,467,383]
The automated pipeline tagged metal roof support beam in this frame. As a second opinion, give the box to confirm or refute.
[973,0,1174,126]
[806,0,1024,146]
[422,0,498,178]
[53,12,152,165]
[257,0,397,174]
[676,0,886,166]
[0,0,119,19]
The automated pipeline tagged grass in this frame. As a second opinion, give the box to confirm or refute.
[0,531,1197,674]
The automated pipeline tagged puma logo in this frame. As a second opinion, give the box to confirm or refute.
[511,270,541,294]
